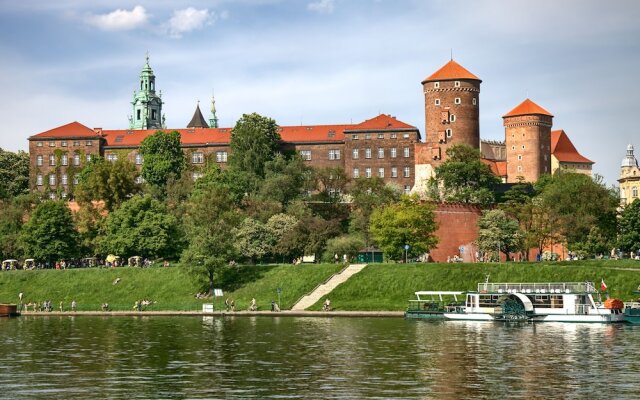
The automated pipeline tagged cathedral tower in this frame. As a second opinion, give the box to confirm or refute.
[421,60,481,165]
[503,99,553,183]
[619,144,640,206]
[129,54,165,130]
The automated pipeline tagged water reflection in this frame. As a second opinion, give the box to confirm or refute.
[0,317,639,399]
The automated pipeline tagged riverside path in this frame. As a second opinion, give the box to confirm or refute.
[291,264,367,310]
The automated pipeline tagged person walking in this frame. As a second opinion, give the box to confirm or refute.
[71,300,77,312]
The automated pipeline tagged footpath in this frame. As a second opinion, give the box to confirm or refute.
[291,263,367,310]
[19,310,404,318]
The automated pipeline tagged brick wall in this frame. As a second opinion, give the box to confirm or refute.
[504,114,552,183]
[430,203,482,262]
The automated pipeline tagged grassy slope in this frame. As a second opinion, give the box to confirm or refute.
[308,260,640,311]
[0,264,344,311]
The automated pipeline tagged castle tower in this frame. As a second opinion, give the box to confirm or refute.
[209,94,219,128]
[129,53,164,130]
[187,101,209,128]
[503,99,553,183]
[421,60,481,166]
[619,144,640,206]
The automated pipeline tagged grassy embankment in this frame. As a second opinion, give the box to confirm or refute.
[0,264,343,312]
[1,260,639,312]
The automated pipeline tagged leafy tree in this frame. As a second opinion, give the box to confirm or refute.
[322,235,364,263]
[369,195,438,261]
[229,113,280,178]
[0,148,29,200]
[278,216,342,259]
[266,213,299,261]
[0,195,38,260]
[99,195,183,259]
[537,173,618,251]
[139,130,186,190]
[73,201,107,257]
[499,180,536,260]
[433,144,501,205]
[181,183,241,295]
[618,199,640,254]
[19,200,79,263]
[348,177,401,248]
[477,209,523,261]
[74,157,139,211]
[259,154,313,206]
[313,166,349,202]
[165,169,195,219]
[234,218,271,263]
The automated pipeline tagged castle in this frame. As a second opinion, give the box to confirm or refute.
[28,57,593,200]
[619,144,640,206]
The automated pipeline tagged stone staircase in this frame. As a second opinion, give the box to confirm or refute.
[291,264,367,310]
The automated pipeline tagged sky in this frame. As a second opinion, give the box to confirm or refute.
[1,0,639,186]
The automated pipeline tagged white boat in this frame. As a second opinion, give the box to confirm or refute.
[406,281,625,323]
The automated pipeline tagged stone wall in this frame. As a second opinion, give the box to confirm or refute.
[430,203,482,262]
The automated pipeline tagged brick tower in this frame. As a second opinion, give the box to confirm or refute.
[421,60,481,166]
[503,99,553,183]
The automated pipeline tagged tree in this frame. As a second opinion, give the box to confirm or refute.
[229,113,280,178]
[618,199,640,254]
[537,173,618,251]
[313,166,349,202]
[259,154,313,206]
[0,148,29,200]
[266,213,299,261]
[477,209,523,261]
[369,195,439,261]
[74,157,139,211]
[322,235,364,263]
[234,218,271,263]
[139,130,186,190]
[0,194,39,260]
[348,177,401,248]
[181,183,241,295]
[19,200,79,263]
[433,144,501,205]
[99,195,184,259]
[499,179,536,260]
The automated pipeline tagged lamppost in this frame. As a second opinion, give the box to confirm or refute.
[404,244,410,264]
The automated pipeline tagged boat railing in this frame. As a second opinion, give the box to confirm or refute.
[477,282,596,294]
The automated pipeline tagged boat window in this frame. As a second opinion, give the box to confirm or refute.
[531,295,564,308]
[479,295,500,307]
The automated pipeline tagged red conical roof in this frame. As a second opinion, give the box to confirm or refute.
[503,98,553,118]
[422,60,481,83]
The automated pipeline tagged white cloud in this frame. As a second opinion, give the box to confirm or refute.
[85,5,148,31]
[307,0,335,14]
[167,7,212,38]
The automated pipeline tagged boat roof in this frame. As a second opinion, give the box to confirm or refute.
[415,291,465,296]
[477,282,597,294]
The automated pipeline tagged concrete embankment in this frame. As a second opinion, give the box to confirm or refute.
[18,310,404,318]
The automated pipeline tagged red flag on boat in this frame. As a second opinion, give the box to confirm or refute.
[601,279,607,291]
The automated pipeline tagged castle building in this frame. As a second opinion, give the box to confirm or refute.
[619,144,640,206]
[550,129,593,175]
[129,54,165,130]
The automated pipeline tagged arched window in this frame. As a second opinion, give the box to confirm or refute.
[633,186,638,198]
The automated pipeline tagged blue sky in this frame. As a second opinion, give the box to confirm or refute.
[1,0,639,186]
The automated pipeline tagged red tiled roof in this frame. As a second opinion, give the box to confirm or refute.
[29,121,98,139]
[482,159,507,177]
[503,98,553,118]
[348,114,416,131]
[279,124,349,142]
[102,128,232,147]
[422,60,481,83]
[551,130,593,164]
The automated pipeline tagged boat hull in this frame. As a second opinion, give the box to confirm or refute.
[624,308,640,324]
[0,304,19,317]
[406,311,625,323]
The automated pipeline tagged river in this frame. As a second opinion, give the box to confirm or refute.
[0,316,639,399]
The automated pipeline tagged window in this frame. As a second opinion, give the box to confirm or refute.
[434,82,440,88]
[61,192,68,199]
[106,154,118,162]
[511,145,515,150]
[522,145,526,149]
[391,167,398,178]
[446,129,453,138]
[353,168,359,178]
[86,141,92,146]
[517,166,523,172]
[152,110,157,120]
[49,193,57,200]
[633,187,638,197]
[450,114,456,123]
[352,149,359,159]
[135,154,143,165]
[61,154,68,166]
[36,155,43,166]
[403,133,410,139]
[49,155,56,166]
[36,174,43,186]
[403,167,410,177]
[61,174,68,185]
[365,167,372,178]
[49,174,56,186]
[454,97,461,105]
[365,148,372,159]
[454,81,460,87]
[473,98,477,106]
[73,174,79,185]
[378,168,384,178]
[73,141,80,147]
[216,151,228,163]
[37,142,43,147]
[390,133,397,139]
[86,154,92,162]
[191,172,203,181]
[352,134,359,140]
[191,152,204,164]
[300,150,312,161]
[390,148,397,158]
[61,141,67,147]
[377,133,384,139]
[404,147,410,158]
[73,154,81,166]
[378,148,384,159]
[137,110,141,120]
[49,141,56,147]
[404,185,411,194]
[365,134,371,140]
[329,149,341,160]
[135,176,145,184]
[517,155,523,160]
[435,99,441,106]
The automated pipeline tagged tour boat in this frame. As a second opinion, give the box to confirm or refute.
[406,281,625,323]
[623,287,640,324]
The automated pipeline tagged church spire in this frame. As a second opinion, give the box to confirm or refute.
[187,100,209,128]
[129,53,164,130]
[209,92,219,128]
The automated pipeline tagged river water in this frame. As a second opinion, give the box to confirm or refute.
[0,316,639,399]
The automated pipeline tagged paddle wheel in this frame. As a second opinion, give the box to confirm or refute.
[499,297,529,320]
